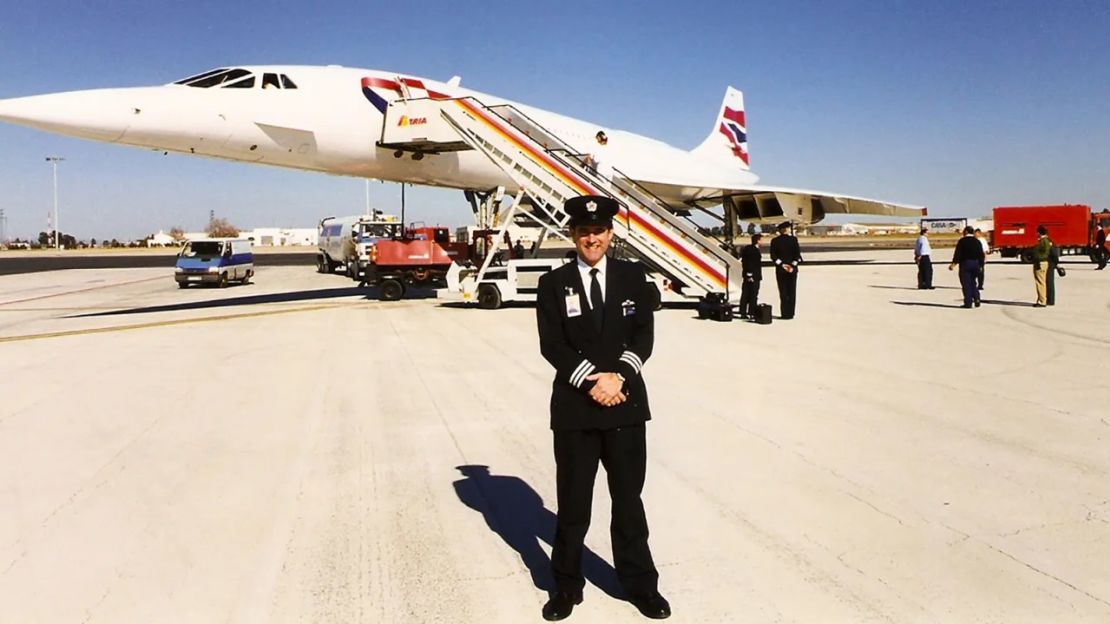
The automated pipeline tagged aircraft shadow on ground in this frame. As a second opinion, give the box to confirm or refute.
[438,301,700,312]
[870,285,959,291]
[69,286,432,318]
[891,299,1034,309]
[979,299,1037,307]
[452,465,623,600]
[891,300,970,309]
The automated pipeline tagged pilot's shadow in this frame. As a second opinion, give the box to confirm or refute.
[452,465,622,599]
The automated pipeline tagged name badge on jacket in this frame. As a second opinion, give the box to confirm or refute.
[565,288,582,317]
[622,299,637,317]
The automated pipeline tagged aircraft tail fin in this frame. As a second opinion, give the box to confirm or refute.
[691,86,749,170]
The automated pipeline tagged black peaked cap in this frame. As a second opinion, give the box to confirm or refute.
[565,195,619,228]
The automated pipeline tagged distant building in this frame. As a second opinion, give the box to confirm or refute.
[241,227,316,246]
[176,227,315,246]
[146,230,178,247]
[830,222,920,236]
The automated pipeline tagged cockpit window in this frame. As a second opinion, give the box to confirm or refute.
[174,68,227,85]
[223,76,255,89]
[174,68,293,90]
[178,68,253,88]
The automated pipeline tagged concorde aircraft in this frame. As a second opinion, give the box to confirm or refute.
[0,65,924,224]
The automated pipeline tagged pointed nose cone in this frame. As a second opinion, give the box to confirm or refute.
[0,88,137,142]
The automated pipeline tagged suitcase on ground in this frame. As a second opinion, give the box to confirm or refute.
[755,303,773,324]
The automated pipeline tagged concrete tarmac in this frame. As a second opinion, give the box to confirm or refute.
[1,251,1108,623]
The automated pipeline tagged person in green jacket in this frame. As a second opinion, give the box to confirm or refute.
[1032,225,1052,307]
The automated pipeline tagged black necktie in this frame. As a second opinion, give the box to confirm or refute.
[590,268,604,331]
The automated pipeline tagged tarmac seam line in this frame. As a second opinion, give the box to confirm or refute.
[0,303,341,343]
[0,275,166,306]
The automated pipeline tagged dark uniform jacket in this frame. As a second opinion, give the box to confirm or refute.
[951,236,986,263]
[537,258,654,431]
[769,234,802,269]
[740,244,762,280]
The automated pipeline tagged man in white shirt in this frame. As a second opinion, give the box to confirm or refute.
[974,228,991,290]
[914,227,933,289]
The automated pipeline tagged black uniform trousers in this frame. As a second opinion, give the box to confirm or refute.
[739,279,761,317]
[551,424,658,598]
[958,259,981,305]
[917,255,933,289]
[775,267,797,319]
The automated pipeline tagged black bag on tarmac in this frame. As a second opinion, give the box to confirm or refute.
[755,303,773,325]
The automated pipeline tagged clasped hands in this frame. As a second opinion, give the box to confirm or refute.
[586,372,625,407]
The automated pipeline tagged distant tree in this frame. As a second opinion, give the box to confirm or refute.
[110,238,121,248]
[206,217,239,238]
[60,233,78,249]
[168,226,186,241]
[38,231,50,246]
[90,238,97,247]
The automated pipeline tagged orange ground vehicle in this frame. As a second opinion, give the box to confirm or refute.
[357,225,469,300]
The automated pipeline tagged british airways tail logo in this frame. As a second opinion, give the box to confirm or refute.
[717,106,749,166]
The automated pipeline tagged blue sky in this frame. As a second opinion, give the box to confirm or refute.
[1,0,1108,240]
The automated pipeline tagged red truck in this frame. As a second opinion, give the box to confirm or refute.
[991,205,1110,263]
[358,225,469,300]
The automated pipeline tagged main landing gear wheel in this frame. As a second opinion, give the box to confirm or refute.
[380,279,405,301]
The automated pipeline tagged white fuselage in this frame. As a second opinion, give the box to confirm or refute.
[0,65,758,204]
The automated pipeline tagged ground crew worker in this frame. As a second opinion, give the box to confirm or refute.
[1032,225,1052,307]
[949,226,984,308]
[914,227,933,289]
[739,233,763,319]
[1096,226,1107,270]
[974,228,991,290]
[769,221,802,319]
[1047,239,1063,306]
[535,195,670,621]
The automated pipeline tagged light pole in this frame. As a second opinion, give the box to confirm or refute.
[45,156,65,249]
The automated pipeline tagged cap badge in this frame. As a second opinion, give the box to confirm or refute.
[586,200,597,213]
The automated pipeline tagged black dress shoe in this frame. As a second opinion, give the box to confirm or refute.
[542,592,582,621]
[974,299,981,307]
[630,592,671,619]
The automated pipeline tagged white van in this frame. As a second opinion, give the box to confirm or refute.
[175,238,254,288]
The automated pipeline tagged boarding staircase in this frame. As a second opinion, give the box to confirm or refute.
[379,95,744,302]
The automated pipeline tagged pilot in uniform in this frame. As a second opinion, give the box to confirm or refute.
[738,232,763,318]
[769,221,803,319]
[535,195,671,621]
